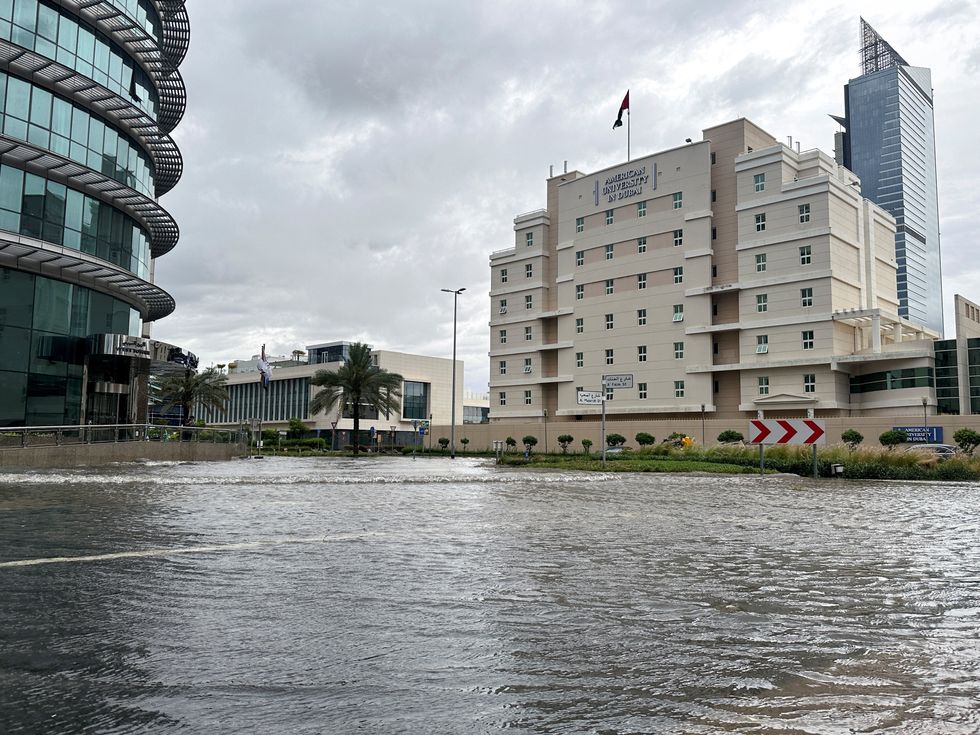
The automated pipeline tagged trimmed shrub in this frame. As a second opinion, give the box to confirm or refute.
[582,438,593,455]
[460,437,469,451]
[505,436,517,450]
[841,429,864,449]
[953,428,980,455]
[522,435,538,453]
[606,433,626,447]
[879,429,907,449]
[438,437,449,449]
[635,432,656,446]
[557,434,574,453]
[717,430,744,443]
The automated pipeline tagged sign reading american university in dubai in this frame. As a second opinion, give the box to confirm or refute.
[594,163,657,205]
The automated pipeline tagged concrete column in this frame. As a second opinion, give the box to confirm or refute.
[871,313,881,353]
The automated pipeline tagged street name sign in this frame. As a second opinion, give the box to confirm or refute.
[577,390,604,406]
[749,419,826,445]
[602,373,634,389]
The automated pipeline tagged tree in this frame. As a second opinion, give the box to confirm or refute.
[606,433,626,447]
[557,434,574,453]
[288,417,308,438]
[460,437,470,452]
[841,429,863,449]
[635,432,655,446]
[953,428,980,455]
[152,367,228,426]
[309,342,402,456]
[505,436,517,451]
[717,430,744,443]
[581,438,593,455]
[879,429,907,449]
[522,435,538,453]
[438,437,450,450]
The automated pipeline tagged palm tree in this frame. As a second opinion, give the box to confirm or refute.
[152,367,229,426]
[309,343,402,455]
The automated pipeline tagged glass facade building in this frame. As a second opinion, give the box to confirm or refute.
[838,19,943,333]
[0,0,191,427]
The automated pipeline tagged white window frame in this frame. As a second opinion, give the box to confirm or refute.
[755,253,766,273]
[605,209,614,225]
[605,313,614,330]
[800,245,811,265]
[499,392,507,406]
[525,294,533,310]
[576,352,583,368]
[526,232,534,247]
[674,380,685,398]
[754,173,765,192]
[499,299,507,314]
[801,288,813,308]
[499,329,507,344]
[637,200,647,217]
[525,263,533,278]
[575,284,584,300]
[638,382,647,400]
[637,309,647,326]
[576,217,584,233]
[637,237,647,253]
[638,345,647,362]
[605,279,614,295]
[756,294,768,313]
[804,373,816,393]
[523,358,532,374]
[673,229,683,246]
[575,250,584,267]
[673,267,683,284]
[575,317,584,333]
[605,349,614,365]
[499,360,507,375]
[500,268,508,283]
[605,244,614,260]
[638,273,647,290]
[673,342,684,359]
[756,335,769,354]
[524,390,532,405]
[758,377,769,396]
[802,330,814,350]
[672,304,684,322]
[524,326,532,341]
[755,213,766,232]
[672,192,682,209]
[799,203,810,224]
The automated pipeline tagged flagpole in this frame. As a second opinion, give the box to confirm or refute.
[627,109,631,161]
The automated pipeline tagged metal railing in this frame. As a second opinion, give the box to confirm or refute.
[0,424,246,450]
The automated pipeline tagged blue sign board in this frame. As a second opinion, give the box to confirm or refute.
[893,426,943,443]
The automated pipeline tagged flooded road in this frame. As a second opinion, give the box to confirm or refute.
[1,457,978,733]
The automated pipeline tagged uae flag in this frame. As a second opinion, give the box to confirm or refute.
[612,90,629,129]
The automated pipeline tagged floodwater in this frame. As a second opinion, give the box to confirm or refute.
[0,457,978,734]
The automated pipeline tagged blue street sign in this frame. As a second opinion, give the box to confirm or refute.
[893,426,943,443]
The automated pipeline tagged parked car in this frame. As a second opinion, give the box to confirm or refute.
[907,443,958,460]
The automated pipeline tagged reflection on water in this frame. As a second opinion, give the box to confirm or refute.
[0,457,978,734]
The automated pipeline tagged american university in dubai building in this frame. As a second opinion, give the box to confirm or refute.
[0,0,193,427]
[488,117,980,424]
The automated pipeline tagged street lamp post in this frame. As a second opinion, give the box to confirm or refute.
[700,404,706,446]
[441,287,465,459]
[922,396,928,434]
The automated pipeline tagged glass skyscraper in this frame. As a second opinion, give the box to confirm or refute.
[0,0,193,427]
[835,18,943,334]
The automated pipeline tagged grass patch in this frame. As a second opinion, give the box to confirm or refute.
[499,454,768,474]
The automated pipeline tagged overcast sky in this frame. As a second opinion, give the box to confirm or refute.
[152,0,980,394]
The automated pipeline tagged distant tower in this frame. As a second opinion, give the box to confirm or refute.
[834,18,943,333]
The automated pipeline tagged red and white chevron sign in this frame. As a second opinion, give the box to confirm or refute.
[749,419,826,445]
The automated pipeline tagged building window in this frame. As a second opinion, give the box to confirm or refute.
[605,349,614,365]
[758,377,769,395]
[673,266,683,284]
[606,390,614,401]
[714,380,719,393]
[637,201,647,217]
[524,358,532,374]
[605,279,614,295]
[637,309,647,326]
[756,254,766,272]
[711,152,716,165]
[712,302,718,317]
[674,342,684,359]
[575,317,584,333]
[575,250,584,267]
[801,287,813,308]
[754,173,765,192]
[674,381,685,398]
[576,216,584,233]
[799,203,810,223]
[605,313,614,330]
[525,295,533,310]
[638,345,647,362]
[712,265,718,278]
[637,237,647,253]
[526,232,534,247]
[524,326,532,341]
[605,243,614,260]
[605,209,614,225]
[672,192,682,209]
[638,273,647,290]
[755,213,766,232]
[673,229,683,246]
[576,352,583,368]
[524,390,532,405]
[712,227,717,241]
[804,373,816,393]
[525,263,533,278]
[802,330,814,350]
[638,382,647,399]
[500,268,508,283]
[499,392,507,406]
[499,299,507,314]
[756,294,768,313]
[576,284,584,300]
[756,335,769,354]
[499,360,507,375]
[711,189,716,202]
[800,245,811,265]
[673,304,684,322]
[499,329,507,344]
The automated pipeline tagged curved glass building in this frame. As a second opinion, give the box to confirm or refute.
[0,0,193,426]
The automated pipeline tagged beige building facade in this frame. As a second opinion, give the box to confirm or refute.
[489,118,940,423]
